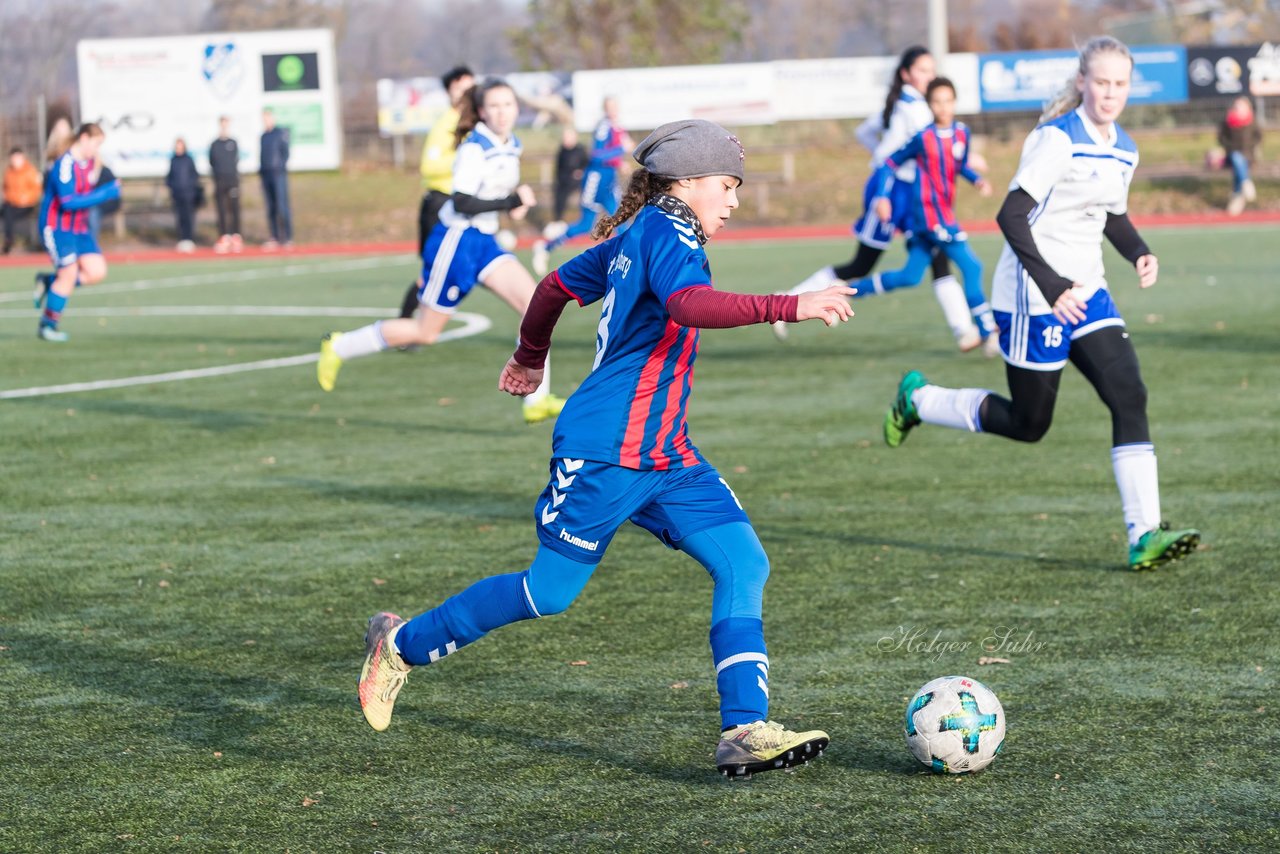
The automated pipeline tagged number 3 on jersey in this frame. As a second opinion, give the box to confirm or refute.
[593,288,616,370]
[1042,324,1063,348]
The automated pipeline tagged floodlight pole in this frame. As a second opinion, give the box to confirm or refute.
[928,0,949,59]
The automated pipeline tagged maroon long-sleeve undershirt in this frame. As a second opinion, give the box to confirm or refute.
[512,273,800,370]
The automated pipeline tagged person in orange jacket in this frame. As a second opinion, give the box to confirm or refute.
[3,147,43,253]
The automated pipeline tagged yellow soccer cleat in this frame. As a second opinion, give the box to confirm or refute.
[317,332,344,391]
[523,393,566,425]
[358,612,411,732]
[715,719,830,779]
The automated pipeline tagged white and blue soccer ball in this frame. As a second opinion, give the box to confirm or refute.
[905,675,1005,774]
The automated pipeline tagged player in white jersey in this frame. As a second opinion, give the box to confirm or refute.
[316,79,565,423]
[775,46,977,347]
[882,36,1200,571]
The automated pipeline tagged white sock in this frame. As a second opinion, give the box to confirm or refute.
[914,384,991,432]
[932,275,973,339]
[523,353,551,406]
[333,321,389,360]
[1112,443,1161,545]
[783,265,838,296]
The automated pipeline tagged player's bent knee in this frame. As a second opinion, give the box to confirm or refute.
[524,548,596,617]
[1009,415,1053,443]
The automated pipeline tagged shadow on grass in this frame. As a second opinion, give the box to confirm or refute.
[756,521,1117,573]
[274,477,531,517]
[7,395,521,437]
[4,627,752,786]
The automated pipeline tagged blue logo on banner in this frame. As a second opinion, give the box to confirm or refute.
[203,42,244,100]
[979,45,1187,112]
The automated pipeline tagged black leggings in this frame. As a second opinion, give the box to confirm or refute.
[979,325,1150,446]
[832,242,950,282]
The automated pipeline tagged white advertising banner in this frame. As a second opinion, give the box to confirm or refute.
[77,29,342,178]
[574,54,981,132]
[572,62,777,131]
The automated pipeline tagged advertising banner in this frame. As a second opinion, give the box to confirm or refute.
[979,45,1187,112]
[78,29,342,178]
[377,71,573,136]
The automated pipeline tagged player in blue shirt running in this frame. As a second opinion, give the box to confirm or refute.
[32,123,121,342]
[317,79,565,424]
[883,37,1200,572]
[848,78,998,352]
[531,96,633,275]
[357,119,856,779]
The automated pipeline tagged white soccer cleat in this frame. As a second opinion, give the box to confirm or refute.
[542,220,568,242]
[531,240,550,276]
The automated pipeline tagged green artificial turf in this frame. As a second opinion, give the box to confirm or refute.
[1,228,1276,852]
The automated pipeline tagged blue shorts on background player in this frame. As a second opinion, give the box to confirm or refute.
[357,119,858,779]
[882,37,1199,573]
[33,123,120,343]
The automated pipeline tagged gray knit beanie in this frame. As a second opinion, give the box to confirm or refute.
[632,119,746,183]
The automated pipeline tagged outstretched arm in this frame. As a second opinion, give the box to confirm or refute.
[666,284,856,329]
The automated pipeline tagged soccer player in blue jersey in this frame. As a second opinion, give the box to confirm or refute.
[884,37,1200,572]
[848,78,998,352]
[775,46,976,344]
[32,123,120,342]
[358,119,857,778]
[531,96,633,275]
[317,79,565,424]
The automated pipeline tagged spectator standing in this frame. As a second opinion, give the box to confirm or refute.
[166,138,201,252]
[210,115,243,253]
[552,125,589,222]
[259,108,292,249]
[3,147,42,253]
[1219,95,1262,216]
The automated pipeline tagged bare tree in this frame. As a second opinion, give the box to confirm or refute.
[512,0,746,70]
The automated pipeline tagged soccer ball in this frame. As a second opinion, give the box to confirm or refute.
[904,675,1005,774]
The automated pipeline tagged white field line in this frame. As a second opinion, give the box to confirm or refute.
[0,310,492,400]
[0,255,414,304]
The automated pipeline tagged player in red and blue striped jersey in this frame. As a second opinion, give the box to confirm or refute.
[33,123,121,342]
[849,78,998,352]
[532,96,634,275]
[357,120,856,778]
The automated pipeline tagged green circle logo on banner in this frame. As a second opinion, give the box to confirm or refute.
[277,55,305,86]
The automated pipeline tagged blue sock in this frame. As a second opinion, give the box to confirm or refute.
[710,617,769,730]
[42,290,68,327]
[394,571,537,666]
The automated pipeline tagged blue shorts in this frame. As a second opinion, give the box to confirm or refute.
[995,288,1125,371]
[43,228,101,268]
[534,459,750,563]
[852,177,913,249]
[418,224,512,314]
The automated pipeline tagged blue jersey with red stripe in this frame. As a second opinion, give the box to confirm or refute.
[875,122,980,237]
[38,152,119,235]
[550,203,713,471]
[589,118,627,170]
